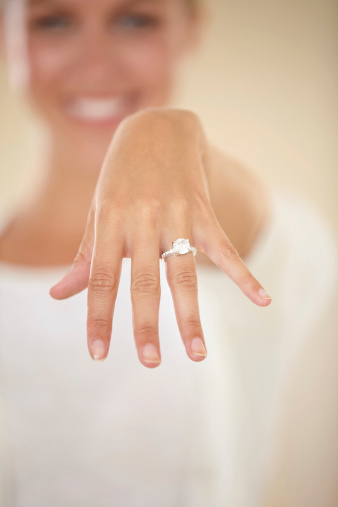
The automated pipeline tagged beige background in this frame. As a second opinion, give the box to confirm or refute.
[0,1,337,506]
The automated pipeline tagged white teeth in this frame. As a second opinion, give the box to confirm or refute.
[67,97,125,120]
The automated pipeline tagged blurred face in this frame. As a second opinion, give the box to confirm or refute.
[2,0,200,159]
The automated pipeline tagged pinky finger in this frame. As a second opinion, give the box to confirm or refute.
[199,222,272,307]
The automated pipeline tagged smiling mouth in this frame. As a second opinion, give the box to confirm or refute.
[64,96,135,125]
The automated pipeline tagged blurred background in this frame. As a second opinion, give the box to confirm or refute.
[0,0,337,506]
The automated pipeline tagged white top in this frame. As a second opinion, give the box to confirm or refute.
[0,187,337,507]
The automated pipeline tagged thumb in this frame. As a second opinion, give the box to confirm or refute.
[49,248,92,299]
[49,204,95,300]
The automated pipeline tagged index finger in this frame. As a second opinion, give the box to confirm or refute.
[86,207,124,361]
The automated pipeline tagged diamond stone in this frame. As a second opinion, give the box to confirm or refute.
[173,238,190,254]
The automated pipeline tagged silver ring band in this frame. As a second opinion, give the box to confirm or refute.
[161,238,197,261]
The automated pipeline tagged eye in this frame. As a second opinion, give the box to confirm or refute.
[31,14,72,31]
[115,14,158,30]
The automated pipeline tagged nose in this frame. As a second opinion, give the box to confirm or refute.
[71,27,123,88]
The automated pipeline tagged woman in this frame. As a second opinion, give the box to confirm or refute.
[0,0,337,506]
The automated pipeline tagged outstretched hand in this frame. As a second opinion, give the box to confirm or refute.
[49,108,271,368]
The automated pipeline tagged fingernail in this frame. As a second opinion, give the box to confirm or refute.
[191,337,207,357]
[258,288,272,300]
[142,343,161,363]
[90,339,107,362]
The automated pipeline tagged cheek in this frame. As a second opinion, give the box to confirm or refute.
[29,45,64,82]
[26,38,176,101]
[26,39,68,100]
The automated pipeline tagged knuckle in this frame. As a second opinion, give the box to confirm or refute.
[131,270,160,296]
[172,269,198,290]
[136,324,158,339]
[134,199,162,226]
[89,267,119,295]
[136,198,162,214]
[220,242,240,260]
[169,198,189,216]
[87,315,111,333]
[167,198,190,225]
[181,316,201,329]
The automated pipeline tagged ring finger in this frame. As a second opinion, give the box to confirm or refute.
[163,235,207,362]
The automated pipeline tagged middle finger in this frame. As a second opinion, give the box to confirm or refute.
[130,231,162,368]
